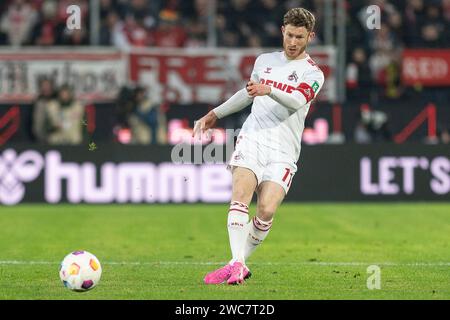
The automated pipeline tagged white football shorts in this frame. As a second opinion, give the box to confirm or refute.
[227,134,298,194]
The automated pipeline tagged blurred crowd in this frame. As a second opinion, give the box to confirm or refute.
[31,79,86,144]
[0,0,90,46]
[1,0,449,145]
[113,84,167,145]
[30,79,166,145]
[2,0,449,48]
[346,0,450,102]
[2,0,449,98]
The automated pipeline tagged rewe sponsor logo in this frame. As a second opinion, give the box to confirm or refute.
[260,78,297,93]
[0,149,231,205]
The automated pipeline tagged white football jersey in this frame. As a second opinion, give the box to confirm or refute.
[240,50,325,163]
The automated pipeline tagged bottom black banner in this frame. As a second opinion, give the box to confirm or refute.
[1,300,444,318]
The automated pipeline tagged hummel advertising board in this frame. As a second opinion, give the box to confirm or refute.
[0,145,448,205]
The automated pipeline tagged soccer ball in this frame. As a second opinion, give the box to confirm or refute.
[59,250,102,292]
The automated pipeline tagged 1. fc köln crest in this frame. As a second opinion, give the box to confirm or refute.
[288,71,298,82]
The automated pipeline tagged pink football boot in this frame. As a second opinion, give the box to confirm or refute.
[227,262,251,285]
[204,264,233,284]
[204,263,251,285]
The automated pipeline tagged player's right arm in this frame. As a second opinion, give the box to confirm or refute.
[212,86,255,119]
[192,56,262,137]
[192,88,254,137]
[210,54,262,120]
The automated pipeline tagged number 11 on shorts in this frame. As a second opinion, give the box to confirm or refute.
[282,168,294,188]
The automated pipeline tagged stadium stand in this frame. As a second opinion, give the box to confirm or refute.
[0,0,449,144]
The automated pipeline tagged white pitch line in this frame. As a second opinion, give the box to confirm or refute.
[1,261,450,267]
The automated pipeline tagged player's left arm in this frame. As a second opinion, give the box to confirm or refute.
[247,69,325,112]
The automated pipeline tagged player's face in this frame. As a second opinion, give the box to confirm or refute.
[282,24,314,59]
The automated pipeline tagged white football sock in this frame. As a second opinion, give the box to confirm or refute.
[227,201,249,264]
[244,216,273,261]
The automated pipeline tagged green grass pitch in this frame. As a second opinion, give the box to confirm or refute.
[1,203,449,300]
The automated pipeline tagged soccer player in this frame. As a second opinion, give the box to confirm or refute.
[193,8,325,285]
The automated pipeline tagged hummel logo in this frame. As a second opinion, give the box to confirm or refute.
[234,151,244,161]
[264,67,272,74]
[0,149,44,205]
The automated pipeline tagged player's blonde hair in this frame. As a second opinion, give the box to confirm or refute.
[283,8,316,32]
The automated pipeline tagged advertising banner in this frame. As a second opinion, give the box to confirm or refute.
[0,49,127,102]
[292,144,449,201]
[402,49,450,86]
[129,47,337,103]
[0,47,336,104]
[1,145,448,205]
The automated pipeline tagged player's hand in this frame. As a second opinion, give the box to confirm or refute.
[246,80,257,94]
[246,81,271,97]
[192,111,218,138]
